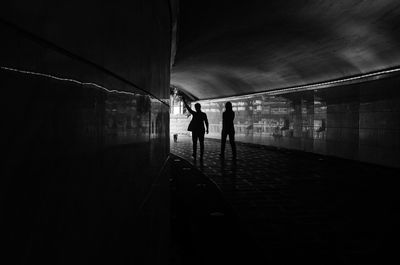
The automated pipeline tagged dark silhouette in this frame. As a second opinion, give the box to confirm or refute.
[182,97,209,161]
[220,102,236,160]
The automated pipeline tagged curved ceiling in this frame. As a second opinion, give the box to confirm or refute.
[171,0,400,100]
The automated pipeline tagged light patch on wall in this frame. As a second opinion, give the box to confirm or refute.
[1,66,138,97]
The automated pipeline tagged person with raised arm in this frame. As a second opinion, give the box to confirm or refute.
[182,96,209,162]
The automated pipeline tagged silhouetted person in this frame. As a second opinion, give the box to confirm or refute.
[220,102,236,160]
[182,97,209,161]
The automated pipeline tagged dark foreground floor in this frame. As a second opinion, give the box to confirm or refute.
[170,135,400,265]
[169,154,258,265]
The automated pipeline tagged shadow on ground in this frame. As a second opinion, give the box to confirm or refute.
[170,136,400,264]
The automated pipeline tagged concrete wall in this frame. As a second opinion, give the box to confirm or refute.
[200,75,400,168]
[1,1,174,264]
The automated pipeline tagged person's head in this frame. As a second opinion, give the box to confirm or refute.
[195,103,201,112]
[225,101,233,111]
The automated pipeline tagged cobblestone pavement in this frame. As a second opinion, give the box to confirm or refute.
[169,154,257,265]
[171,135,400,264]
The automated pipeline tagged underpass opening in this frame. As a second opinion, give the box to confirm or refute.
[170,69,400,168]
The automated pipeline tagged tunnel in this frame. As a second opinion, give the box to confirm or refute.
[1,1,400,264]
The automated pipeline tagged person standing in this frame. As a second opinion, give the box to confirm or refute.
[220,102,236,160]
[182,97,209,161]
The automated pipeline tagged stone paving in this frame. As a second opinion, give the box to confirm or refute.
[171,135,400,264]
[169,154,255,265]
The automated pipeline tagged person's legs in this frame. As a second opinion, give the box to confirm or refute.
[229,132,237,159]
[221,130,227,158]
[199,133,205,160]
[192,132,197,158]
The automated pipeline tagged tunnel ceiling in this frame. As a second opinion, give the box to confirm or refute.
[171,0,400,100]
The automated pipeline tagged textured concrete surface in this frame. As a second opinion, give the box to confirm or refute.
[172,0,400,99]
